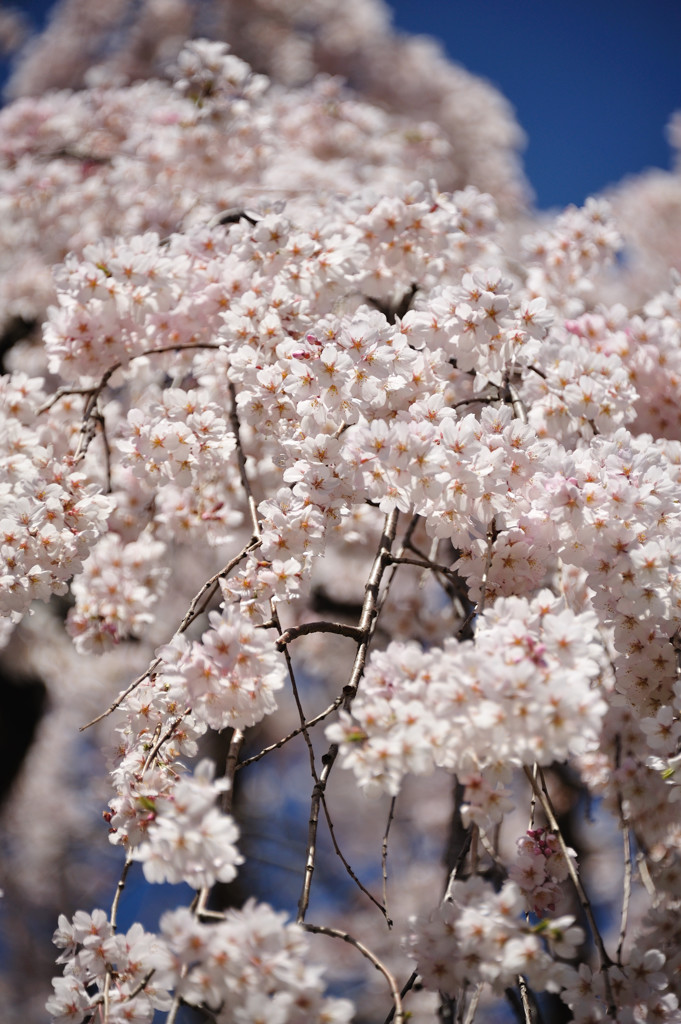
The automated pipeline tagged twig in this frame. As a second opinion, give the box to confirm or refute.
[91,410,112,493]
[382,797,397,925]
[444,827,473,899]
[303,923,404,1024]
[80,542,257,731]
[478,828,507,877]
[383,970,419,1024]
[528,762,538,830]
[616,817,632,967]
[80,662,160,731]
[613,734,632,966]
[388,554,460,578]
[319,789,389,921]
[502,371,528,424]
[228,381,260,539]
[517,975,534,1024]
[37,343,225,414]
[276,620,363,649]
[296,509,400,921]
[476,521,498,620]
[103,853,134,1018]
[235,696,345,770]
[141,713,187,774]
[463,983,483,1024]
[175,539,261,635]
[635,847,657,898]
[523,766,616,1015]
[223,728,244,815]
[109,853,134,932]
[297,752,335,923]
[282,620,391,921]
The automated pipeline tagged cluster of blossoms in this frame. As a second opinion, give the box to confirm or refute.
[47,900,351,1024]
[104,599,286,860]
[154,902,354,1024]
[406,876,582,997]
[0,3,681,1023]
[67,532,168,654]
[0,374,112,623]
[130,759,243,888]
[509,828,577,916]
[328,591,606,827]
[47,910,170,1024]
[157,602,287,731]
[560,951,679,1023]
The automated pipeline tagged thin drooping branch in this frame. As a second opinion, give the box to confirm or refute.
[303,923,404,1024]
[347,508,401,701]
[616,816,632,967]
[109,853,134,934]
[39,342,225,409]
[462,983,483,1024]
[444,825,475,900]
[383,970,419,1024]
[475,520,498,620]
[141,713,188,774]
[80,541,257,731]
[382,796,397,925]
[80,661,162,732]
[319,784,389,921]
[235,696,345,770]
[524,766,617,1016]
[228,380,260,541]
[297,752,334,923]
[175,539,261,635]
[297,509,400,921]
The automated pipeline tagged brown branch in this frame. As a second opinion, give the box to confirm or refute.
[80,662,160,731]
[463,983,483,1024]
[275,620,363,650]
[228,380,260,540]
[91,410,112,493]
[388,554,459,578]
[517,975,535,1024]
[141,713,188,774]
[319,785,389,922]
[235,696,345,770]
[382,797,396,926]
[296,509,400,922]
[383,970,419,1024]
[37,342,226,415]
[80,542,256,731]
[524,766,617,1016]
[616,817,632,967]
[303,923,404,1024]
[297,752,334,923]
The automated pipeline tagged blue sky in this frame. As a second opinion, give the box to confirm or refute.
[386,0,681,208]
[3,0,681,209]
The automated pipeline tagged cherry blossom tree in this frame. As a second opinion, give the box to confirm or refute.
[1,3,681,1023]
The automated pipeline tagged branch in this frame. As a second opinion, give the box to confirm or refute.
[235,696,345,770]
[228,380,260,540]
[296,510,400,921]
[80,541,257,731]
[275,620,363,649]
[523,766,617,1016]
[382,796,396,925]
[382,970,419,1024]
[303,923,404,1024]
[297,751,334,923]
